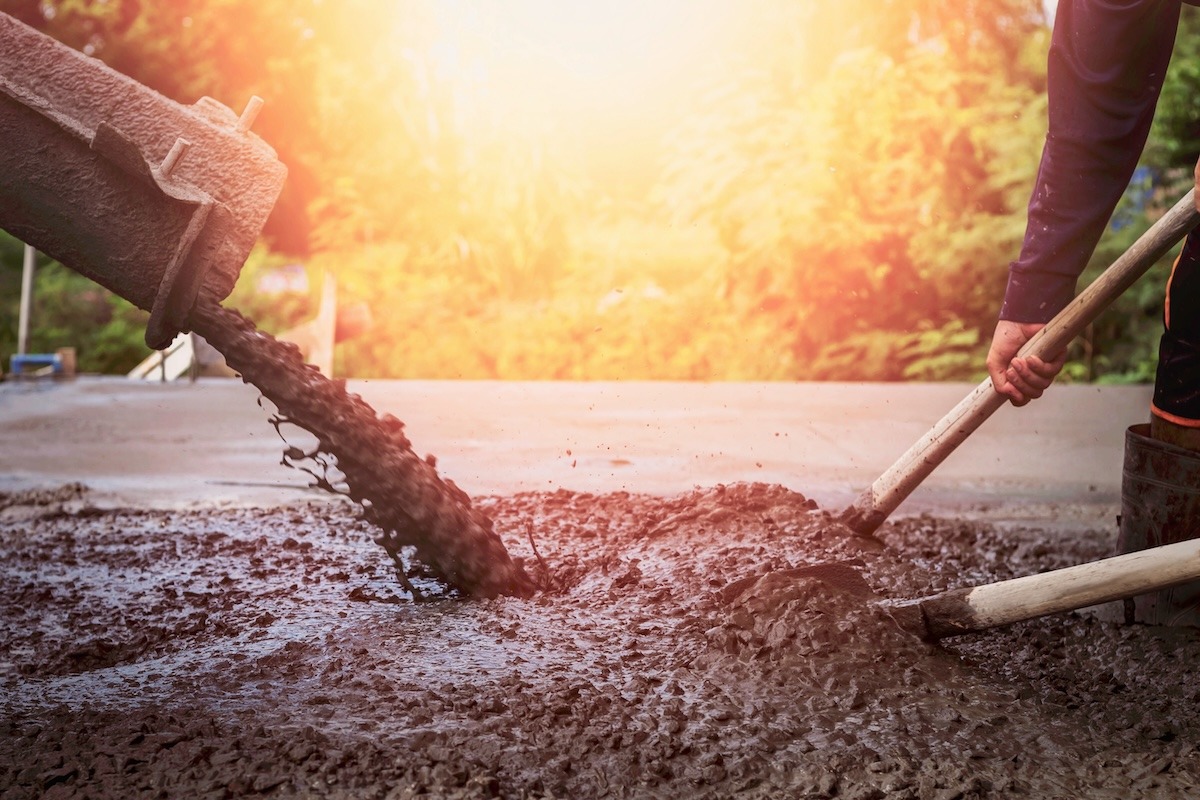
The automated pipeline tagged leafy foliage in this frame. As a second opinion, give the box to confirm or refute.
[1146,9,1200,171]
[0,231,151,374]
[658,1,1049,378]
[809,321,986,382]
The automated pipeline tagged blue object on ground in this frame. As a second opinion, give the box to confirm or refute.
[10,353,62,375]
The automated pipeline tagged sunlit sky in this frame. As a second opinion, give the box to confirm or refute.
[429,0,730,108]
[423,0,737,187]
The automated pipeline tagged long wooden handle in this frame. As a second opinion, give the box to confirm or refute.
[842,190,1200,536]
[905,537,1200,639]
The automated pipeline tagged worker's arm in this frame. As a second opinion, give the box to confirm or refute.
[989,0,1181,405]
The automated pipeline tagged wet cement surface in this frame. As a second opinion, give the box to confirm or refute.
[5,482,1200,798]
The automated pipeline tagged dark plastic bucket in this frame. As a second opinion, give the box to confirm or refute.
[1117,423,1200,626]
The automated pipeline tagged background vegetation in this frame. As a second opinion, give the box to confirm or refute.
[2,0,1199,381]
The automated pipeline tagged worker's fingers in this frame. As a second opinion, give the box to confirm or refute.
[993,350,1066,408]
[986,320,1051,408]
[989,366,1029,406]
[987,357,1029,406]
[986,351,1019,395]
[988,364,1021,404]
[1004,384,1030,407]
[1005,364,1043,402]
[1011,357,1054,391]
[1027,351,1067,374]
[1022,356,1058,381]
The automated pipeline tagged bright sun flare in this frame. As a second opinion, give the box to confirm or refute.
[426,0,729,135]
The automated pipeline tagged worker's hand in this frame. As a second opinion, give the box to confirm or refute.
[986,321,1066,407]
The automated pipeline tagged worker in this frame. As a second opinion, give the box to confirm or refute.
[987,0,1200,625]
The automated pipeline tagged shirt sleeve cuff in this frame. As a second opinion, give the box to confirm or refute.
[998,267,1077,324]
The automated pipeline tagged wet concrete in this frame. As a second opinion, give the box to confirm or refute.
[4,482,1200,798]
[3,377,1192,796]
[187,302,533,598]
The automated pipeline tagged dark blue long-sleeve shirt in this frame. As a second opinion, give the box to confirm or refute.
[1001,0,1182,323]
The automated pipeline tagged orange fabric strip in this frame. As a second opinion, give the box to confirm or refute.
[1151,403,1200,428]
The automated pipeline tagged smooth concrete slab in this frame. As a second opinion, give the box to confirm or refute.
[0,377,1150,519]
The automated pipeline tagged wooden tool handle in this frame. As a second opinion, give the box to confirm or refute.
[910,537,1200,639]
[842,189,1200,536]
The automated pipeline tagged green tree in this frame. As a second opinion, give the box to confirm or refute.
[1145,7,1200,171]
[658,0,1050,379]
[0,231,151,374]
